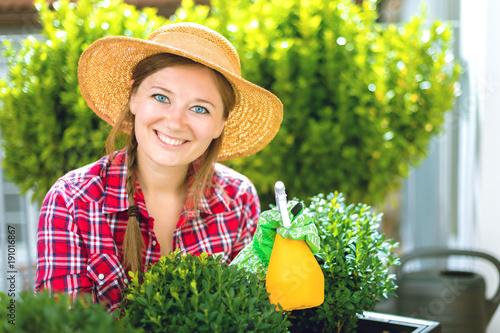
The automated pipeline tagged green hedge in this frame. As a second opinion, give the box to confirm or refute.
[0,0,167,202]
[0,0,460,206]
[174,0,461,206]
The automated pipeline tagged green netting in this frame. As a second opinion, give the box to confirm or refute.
[231,200,320,279]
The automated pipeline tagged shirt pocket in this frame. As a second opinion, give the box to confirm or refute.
[87,252,126,288]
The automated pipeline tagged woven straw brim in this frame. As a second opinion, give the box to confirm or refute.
[78,36,283,161]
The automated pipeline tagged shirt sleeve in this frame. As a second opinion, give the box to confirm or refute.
[230,180,260,260]
[35,180,92,300]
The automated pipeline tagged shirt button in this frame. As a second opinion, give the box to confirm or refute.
[98,273,105,280]
[124,278,129,284]
[152,240,157,246]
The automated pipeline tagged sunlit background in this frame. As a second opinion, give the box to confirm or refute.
[0,0,499,331]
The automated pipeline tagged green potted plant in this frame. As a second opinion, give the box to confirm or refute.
[120,192,399,332]
[290,192,399,332]
[119,250,291,332]
[0,290,140,333]
[0,192,398,332]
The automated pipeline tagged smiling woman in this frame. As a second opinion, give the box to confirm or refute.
[34,22,283,313]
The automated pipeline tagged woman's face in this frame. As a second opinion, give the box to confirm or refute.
[130,64,226,172]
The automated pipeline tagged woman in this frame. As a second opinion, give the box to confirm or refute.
[35,22,283,312]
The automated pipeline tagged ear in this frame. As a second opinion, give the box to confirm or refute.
[213,121,226,139]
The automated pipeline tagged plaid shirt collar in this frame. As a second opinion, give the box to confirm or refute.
[100,149,231,218]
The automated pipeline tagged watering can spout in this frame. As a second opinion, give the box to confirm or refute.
[396,248,500,333]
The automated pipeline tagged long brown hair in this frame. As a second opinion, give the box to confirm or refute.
[106,53,235,274]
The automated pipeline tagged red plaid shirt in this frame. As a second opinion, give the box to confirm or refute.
[35,149,260,312]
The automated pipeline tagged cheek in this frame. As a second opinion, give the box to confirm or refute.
[130,99,157,125]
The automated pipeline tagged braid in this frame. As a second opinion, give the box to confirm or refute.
[122,133,144,274]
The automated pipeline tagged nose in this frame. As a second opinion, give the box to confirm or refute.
[164,104,187,131]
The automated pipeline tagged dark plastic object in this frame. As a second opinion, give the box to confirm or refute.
[396,248,500,333]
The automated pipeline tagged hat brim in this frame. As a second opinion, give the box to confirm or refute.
[78,36,283,161]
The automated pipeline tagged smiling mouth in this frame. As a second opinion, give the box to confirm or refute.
[155,130,186,146]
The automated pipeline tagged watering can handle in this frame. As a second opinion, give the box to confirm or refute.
[397,248,500,324]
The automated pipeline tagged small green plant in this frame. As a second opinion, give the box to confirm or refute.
[120,250,291,332]
[0,290,140,333]
[290,192,400,332]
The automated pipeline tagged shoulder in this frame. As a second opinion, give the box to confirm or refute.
[213,163,258,200]
[45,152,118,204]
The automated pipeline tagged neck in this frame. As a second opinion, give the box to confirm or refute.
[135,153,189,197]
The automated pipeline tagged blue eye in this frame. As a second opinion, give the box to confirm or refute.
[153,94,168,103]
[193,106,208,114]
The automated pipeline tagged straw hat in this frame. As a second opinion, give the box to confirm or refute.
[78,22,283,161]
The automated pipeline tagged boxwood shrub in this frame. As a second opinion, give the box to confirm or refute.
[119,250,291,332]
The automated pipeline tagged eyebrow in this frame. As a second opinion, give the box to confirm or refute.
[150,85,217,109]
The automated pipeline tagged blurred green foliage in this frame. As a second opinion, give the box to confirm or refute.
[0,0,167,202]
[0,0,460,207]
[174,0,461,206]
[0,290,141,332]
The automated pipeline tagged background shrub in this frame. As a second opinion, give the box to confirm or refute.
[0,0,460,207]
[0,0,166,202]
[173,0,461,206]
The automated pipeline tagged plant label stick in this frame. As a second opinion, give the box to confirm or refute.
[274,181,291,228]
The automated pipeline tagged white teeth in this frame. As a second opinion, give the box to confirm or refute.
[156,131,184,146]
